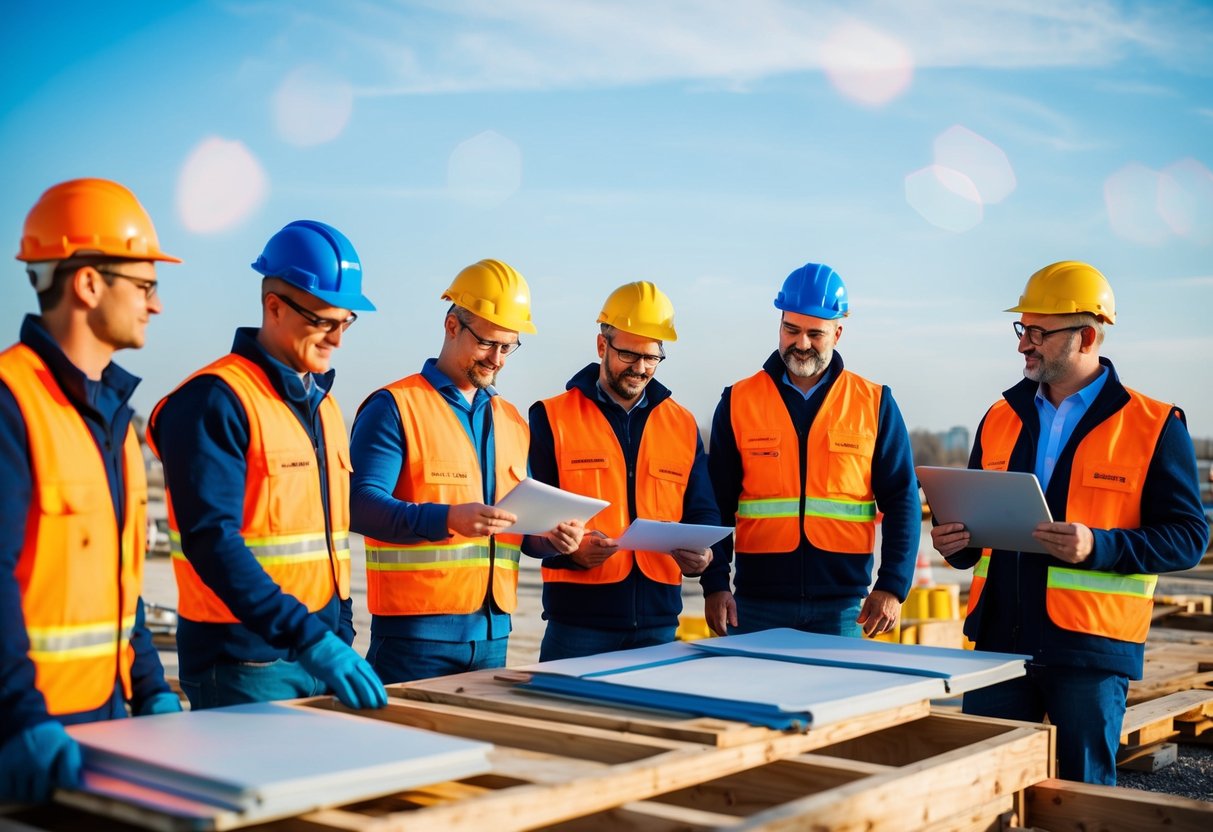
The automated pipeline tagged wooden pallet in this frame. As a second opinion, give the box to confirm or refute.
[3,672,1055,832]
[1022,778,1213,832]
[1118,690,1213,771]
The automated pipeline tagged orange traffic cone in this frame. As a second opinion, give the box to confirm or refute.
[914,550,933,586]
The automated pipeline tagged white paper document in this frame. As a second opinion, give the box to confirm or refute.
[494,477,610,536]
[615,519,732,553]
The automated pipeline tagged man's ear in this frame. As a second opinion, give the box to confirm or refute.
[73,265,106,310]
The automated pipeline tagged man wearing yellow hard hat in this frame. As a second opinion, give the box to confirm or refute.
[0,179,182,803]
[523,281,720,660]
[931,261,1208,785]
[350,260,584,682]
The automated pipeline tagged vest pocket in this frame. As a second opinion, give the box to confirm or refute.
[737,430,783,497]
[825,430,874,497]
[266,450,318,533]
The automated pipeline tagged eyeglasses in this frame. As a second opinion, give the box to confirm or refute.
[1012,321,1088,346]
[605,338,665,367]
[272,292,357,333]
[96,269,158,301]
[459,320,521,355]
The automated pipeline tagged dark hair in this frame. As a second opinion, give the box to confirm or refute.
[33,256,133,313]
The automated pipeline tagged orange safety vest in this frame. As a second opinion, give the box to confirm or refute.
[730,369,880,555]
[0,344,143,715]
[540,389,695,586]
[362,376,527,615]
[967,391,1171,643]
[149,354,351,623]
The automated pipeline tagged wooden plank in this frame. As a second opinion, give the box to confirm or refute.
[1025,778,1213,832]
[1157,612,1213,633]
[1117,742,1177,772]
[1119,689,1213,746]
[719,725,1052,831]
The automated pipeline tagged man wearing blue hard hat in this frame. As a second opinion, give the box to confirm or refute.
[148,221,387,711]
[704,263,919,639]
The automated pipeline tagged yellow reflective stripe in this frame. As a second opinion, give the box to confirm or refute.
[974,554,990,578]
[27,615,135,659]
[1047,567,1157,598]
[495,542,521,565]
[804,497,876,522]
[737,498,799,519]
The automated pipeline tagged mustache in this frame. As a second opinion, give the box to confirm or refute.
[783,346,819,361]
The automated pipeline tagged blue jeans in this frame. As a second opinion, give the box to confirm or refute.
[179,660,327,710]
[731,596,864,638]
[539,621,678,662]
[367,635,508,684]
[962,663,1128,785]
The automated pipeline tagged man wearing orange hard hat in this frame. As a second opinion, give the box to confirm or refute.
[0,179,183,803]
[932,261,1208,785]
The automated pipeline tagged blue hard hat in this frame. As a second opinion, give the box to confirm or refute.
[773,262,848,319]
[251,220,375,311]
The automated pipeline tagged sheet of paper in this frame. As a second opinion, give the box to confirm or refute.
[494,477,610,536]
[614,519,732,553]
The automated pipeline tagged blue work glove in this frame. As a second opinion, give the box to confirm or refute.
[296,632,388,710]
[0,721,82,803]
[135,691,184,716]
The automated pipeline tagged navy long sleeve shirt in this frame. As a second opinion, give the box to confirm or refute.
[1,315,170,745]
[522,363,723,631]
[705,350,919,603]
[148,328,351,677]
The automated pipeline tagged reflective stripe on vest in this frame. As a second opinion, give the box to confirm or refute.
[0,344,143,714]
[973,391,1172,643]
[362,375,528,615]
[540,388,696,586]
[731,369,880,554]
[150,353,351,624]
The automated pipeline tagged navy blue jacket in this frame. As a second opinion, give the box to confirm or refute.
[149,328,352,677]
[705,350,919,603]
[523,363,723,631]
[948,358,1208,679]
[1,316,170,744]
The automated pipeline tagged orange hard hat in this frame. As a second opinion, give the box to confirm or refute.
[16,178,181,264]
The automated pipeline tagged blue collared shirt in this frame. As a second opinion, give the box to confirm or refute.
[781,369,828,400]
[1034,366,1108,490]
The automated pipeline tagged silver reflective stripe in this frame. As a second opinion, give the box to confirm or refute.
[172,530,349,561]
[27,620,134,656]
[495,543,521,565]
[1047,567,1157,598]
[366,545,491,565]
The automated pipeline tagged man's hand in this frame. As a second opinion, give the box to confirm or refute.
[705,590,737,636]
[568,531,619,569]
[672,547,712,576]
[544,520,586,555]
[856,590,900,637]
[1033,521,1094,564]
[930,522,971,558]
[447,503,517,537]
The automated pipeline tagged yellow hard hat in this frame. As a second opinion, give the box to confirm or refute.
[1006,261,1116,324]
[597,281,678,341]
[441,259,537,334]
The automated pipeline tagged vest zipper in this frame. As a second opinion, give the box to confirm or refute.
[312,406,339,593]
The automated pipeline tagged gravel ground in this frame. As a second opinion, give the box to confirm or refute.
[1117,743,1213,801]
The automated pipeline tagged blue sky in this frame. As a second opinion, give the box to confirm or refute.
[3,0,1212,440]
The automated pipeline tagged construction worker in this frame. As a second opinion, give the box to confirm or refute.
[524,282,720,661]
[350,260,583,683]
[0,179,182,803]
[930,261,1208,785]
[148,221,386,712]
[704,263,918,639]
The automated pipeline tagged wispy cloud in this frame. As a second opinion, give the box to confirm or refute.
[239,0,1213,95]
